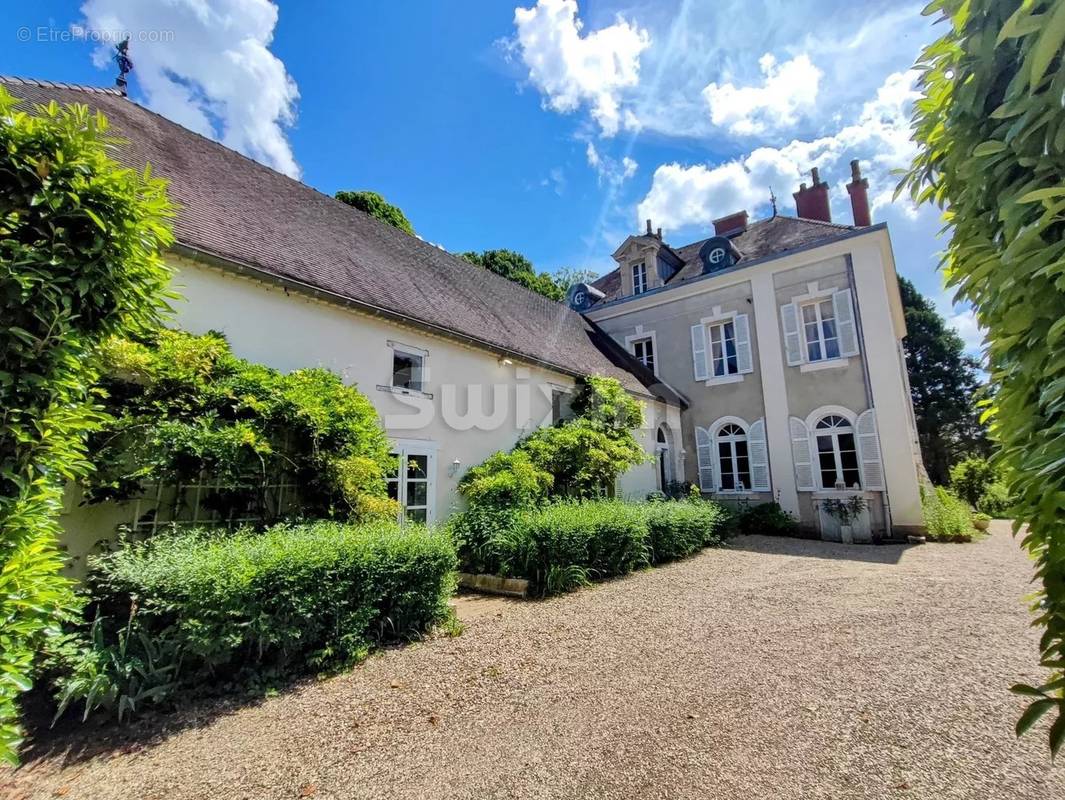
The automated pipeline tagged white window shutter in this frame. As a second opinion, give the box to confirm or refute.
[856,409,885,490]
[790,416,816,491]
[748,418,770,491]
[695,426,716,491]
[780,303,803,366]
[734,314,753,374]
[690,324,709,381]
[833,289,860,357]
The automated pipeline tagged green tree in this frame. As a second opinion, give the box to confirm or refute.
[0,89,174,763]
[459,249,567,302]
[898,277,989,483]
[335,190,415,236]
[902,0,1065,753]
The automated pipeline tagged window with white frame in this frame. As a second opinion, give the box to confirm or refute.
[386,445,435,524]
[391,344,425,391]
[707,320,738,377]
[716,423,751,492]
[632,262,648,295]
[800,298,841,362]
[630,336,654,371]
[814,414,861,489]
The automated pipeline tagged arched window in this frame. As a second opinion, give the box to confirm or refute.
[814,414,860,489]
[716,423,750,492]
[655,424,672,489]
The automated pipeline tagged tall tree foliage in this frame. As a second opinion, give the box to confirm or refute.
[898,277,989,483]
[459,249,567,301]
[903,0,1065,753]
[335,189,415,236]
[0,89,174,763]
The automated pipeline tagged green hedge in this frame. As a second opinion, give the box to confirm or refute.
[645,501,729,562]
[922,486,975,542]
[77,522,457,692]
[464,499,729,595]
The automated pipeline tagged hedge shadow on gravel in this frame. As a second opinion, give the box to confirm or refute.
[726,534,910,565]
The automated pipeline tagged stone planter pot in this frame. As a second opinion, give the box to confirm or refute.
[973,518,991,531]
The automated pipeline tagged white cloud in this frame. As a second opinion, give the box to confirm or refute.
[512,0,650,137]
[637,70,921,231]
[585,141,637,185]
[79,0,301,178]
[946,308,985,355]
[702,53,822,136]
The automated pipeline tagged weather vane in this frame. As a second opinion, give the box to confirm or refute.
[114,37,133,94]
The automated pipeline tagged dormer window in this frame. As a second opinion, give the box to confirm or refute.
[632,262,648,295]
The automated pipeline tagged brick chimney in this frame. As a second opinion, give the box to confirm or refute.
[713,210,748,236]
[793,167,831,223]
[846,159,871,226]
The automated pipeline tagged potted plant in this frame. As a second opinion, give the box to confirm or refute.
[819,495,868,543]
[973,512,991,531]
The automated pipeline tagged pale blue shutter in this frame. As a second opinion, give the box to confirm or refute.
[748,418,770,491]
[856,409,885,490]
[833,289,859,357]
[691,324,709,381]
[790,416,816,491]
[780,303,803,366]
[734,314,753,374]
[695,426,715,491]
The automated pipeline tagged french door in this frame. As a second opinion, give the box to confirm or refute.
[386,442,436,525]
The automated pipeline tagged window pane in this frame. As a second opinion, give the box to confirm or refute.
[824,337,841,359]
[735,440,748,459]
[842,469,861,489]
[392,352,421,390]
[820,468,836,489]
[386,480,399,501]
[407,454,429,479]
[738,468,751,490]
[818,450,836,472]
[816,434,834,453]
[818,299,835,320]
[801,304,818,324]
[407,481,428,507]
[406,508,427,524]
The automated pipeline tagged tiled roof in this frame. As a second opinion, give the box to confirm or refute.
[591,215,858,304]
[1,76,674,401]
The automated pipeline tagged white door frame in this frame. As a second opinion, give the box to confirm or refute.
[388,438,438,525]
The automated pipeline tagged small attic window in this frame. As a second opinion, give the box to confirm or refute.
[632,262,648,295]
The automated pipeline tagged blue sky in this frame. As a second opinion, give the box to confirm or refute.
[0,0,980,351]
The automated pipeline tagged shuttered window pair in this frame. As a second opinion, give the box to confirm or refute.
[690,314,753,382]
[695,418,770,492]
[780,289,859,366]
[790,409,884,491]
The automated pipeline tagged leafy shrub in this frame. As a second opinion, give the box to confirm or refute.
[53,521,456,721]
[949,457,998,508]
[447,503,525,576]
[977,481,1013,518]
[491,501,649,594]
[88,330,397,524]
[458,450,552,507]
[738,502,799,536]
[0,88,174,763]
[645,501,729,562]
[921,486,975,543]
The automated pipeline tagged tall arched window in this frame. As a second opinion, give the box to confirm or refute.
[716,423,750,491]
[814,414,860,489]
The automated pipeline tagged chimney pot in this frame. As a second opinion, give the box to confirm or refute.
[656,227,662,239]
[793,168,832,223]
[846,159,872,226]
[646,219,653,235]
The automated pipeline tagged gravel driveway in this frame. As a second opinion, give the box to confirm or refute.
[5,522,1062,799]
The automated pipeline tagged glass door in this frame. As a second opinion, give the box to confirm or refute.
[385,444,435,525]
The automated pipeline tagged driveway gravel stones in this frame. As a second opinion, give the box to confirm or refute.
[5,521,1062,799]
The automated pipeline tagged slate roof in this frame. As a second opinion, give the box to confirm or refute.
[591,214,859,305]
[1,76,677,403]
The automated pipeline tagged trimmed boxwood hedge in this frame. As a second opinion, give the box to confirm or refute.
[466,499,730,595]
[86,521,457,683]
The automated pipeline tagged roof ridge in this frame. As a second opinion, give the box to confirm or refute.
[0,75,126,96]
